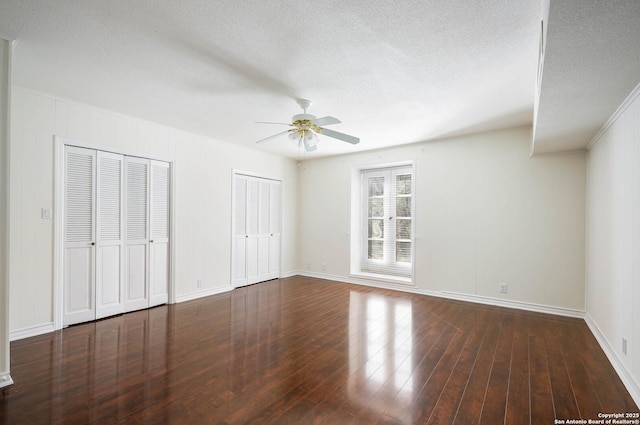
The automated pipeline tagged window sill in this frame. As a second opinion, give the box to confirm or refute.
[350,271,413,286]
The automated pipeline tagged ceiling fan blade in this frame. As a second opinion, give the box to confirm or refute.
[255,121,293,126]
[311,116,341,126]
[318,127,360,145]
[303,136,318,152]
[255,130,291,144]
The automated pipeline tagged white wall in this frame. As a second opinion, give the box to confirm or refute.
[586,85,640,402]
[298,126,586,311]
[9,87,298,335]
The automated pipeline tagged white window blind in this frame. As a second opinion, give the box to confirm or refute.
[361,165,414,277]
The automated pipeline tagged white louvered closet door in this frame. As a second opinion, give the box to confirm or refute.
[256,179,271,283]
[149,160,170,307]
[95,151,125,319]
[268,181,281,280]
[234,176,248,287]
[233,174,281,287]
[124,157,150,312]
[63,146,97,326]
[246,178,260,284]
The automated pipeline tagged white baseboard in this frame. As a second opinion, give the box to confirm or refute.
[10,323,56,341]
[585,313,640,408]
[297,271,585,318]
[175,285,233,303]
[434,290,585,318]
[0,372,13,388]
[10,285,236,340]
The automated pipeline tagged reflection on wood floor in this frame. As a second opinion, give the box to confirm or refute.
[2,276,638,424]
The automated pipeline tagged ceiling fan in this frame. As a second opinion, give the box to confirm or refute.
[255,99,360,152]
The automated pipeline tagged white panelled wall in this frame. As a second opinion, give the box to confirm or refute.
[9,87,298,338]
[586,84,640,403]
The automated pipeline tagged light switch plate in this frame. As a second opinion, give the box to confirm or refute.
[41,208,52,219]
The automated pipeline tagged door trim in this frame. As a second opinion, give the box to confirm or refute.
[54,136,175,330]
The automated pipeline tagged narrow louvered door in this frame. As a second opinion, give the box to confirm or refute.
[124,157,150,312]
[149,160,170,307]
[268,181,281,280]
[63,146,97,326]
[95,151,125,319]
[246,178,260,284]
[233,176,248,287]
[256,179,271,283]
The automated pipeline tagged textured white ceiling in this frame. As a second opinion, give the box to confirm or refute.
[533,0,640,154]
[0,0,541,157]
[0,1,544,157]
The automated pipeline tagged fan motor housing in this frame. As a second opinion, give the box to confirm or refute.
[292,113,316,122]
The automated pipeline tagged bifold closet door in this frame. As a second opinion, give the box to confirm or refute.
[64,148,170,325]
[149,160,170,307]
[233,174,281,287]
[64,148,126,325]
[234,176,248,287]
[63,147,97,326]
[246,178,260,284]
[268,181,281,280]
[95,151,125,319]
[124,157,150,312]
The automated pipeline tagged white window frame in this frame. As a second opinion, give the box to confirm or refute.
[350,160,415,284]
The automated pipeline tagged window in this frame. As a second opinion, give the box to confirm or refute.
[359,164,414,278]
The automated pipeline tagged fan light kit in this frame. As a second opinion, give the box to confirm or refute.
[256,99,360,152]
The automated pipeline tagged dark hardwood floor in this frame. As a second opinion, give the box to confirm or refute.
[1,276,638,424]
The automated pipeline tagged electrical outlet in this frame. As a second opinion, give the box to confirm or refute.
[322,263,326,271]
[499,283,508,294]
[306,262,311,271]
[197,279,203,288]
[622,338,628,355]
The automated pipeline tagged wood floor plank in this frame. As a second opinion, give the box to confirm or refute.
[425,312,491,425]
[558,320,603,420]
[541,316,581,420]
[529,329,557,424]
[1,277,637,425]
[478,313,515,425]
[574,321,639,413]
[504,314,531,424]
[408,304,484,424]
[452,311,503,425]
